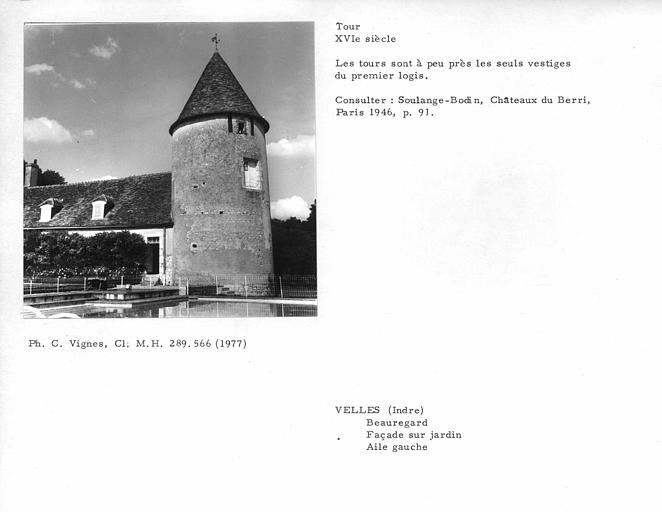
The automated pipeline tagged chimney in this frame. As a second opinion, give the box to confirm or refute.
[24,159,40,187]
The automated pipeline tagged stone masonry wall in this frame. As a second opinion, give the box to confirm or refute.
[171,117,274,287]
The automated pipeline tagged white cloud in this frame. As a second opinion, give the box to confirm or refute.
[267,134,315,158]
[271,195,311,221]
[24,117,73,144]
[99,175,117,181]
[68,77,95,89]
[25,63,92,89]
[89,37,120,59]
[25,63,55,75]
[81,129,95,138]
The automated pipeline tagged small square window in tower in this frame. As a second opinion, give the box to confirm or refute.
[243,158,261,190]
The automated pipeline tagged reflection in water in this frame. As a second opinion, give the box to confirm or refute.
[41,300,316,318]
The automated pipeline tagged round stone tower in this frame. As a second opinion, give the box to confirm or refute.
[169,50,274,291]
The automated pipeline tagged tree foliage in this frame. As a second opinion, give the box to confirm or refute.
[271,201,316,275]
[24,231,147,277]
[38,169,66,186]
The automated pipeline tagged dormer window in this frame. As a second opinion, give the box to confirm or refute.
[39,198,62,222]
[243,158,261,190]
[40,204,53,222]
[92,202,104,219]
[91,194,114,220]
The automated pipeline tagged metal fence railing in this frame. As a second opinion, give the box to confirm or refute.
[181,274,317,299]
[23,274,316,299]
[23,274,147,294]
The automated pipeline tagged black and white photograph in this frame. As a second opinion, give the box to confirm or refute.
[22,22,316,318]
[3,2,662,511]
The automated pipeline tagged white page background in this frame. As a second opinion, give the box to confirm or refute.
[1,1,661,511]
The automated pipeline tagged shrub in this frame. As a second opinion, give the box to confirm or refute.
[23,231,147,277]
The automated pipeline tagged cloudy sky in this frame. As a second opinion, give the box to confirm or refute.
[24,22,315,219]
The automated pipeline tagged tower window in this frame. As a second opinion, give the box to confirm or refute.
[228,115,233,133]
[243,158,261,191]
[237,121,246,134]
[250,120,255,136]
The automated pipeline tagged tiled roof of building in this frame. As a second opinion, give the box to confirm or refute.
[169,51,269,135]
[24,172,173,230]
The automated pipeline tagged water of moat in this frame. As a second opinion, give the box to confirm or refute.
[28,299,317,318]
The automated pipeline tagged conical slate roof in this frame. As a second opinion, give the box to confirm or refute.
[169,51,269,135]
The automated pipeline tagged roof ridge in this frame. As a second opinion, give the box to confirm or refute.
[27,171,171,188]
